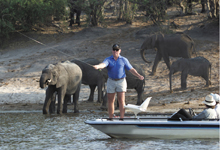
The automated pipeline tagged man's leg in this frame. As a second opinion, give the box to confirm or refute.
[107,93,116,118]
[117,92,125,119]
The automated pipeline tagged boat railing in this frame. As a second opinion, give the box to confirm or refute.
[100,117,220,122]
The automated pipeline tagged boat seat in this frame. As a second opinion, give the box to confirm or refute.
[124,97,152,118]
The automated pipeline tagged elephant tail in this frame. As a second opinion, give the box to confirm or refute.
[169,69,174,93]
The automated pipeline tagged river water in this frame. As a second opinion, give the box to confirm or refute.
[0,111,219,150]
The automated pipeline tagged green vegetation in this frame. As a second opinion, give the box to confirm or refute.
[0,0,218,41]
[0,0,68,39]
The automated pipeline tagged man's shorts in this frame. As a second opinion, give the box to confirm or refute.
[107,78,127,93]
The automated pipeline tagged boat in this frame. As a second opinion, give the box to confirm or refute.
[85,97,219,139]
[84,117,219,139]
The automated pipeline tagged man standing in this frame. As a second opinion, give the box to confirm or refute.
[93,44,144,120]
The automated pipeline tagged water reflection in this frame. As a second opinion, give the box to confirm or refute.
[0,112,219,150]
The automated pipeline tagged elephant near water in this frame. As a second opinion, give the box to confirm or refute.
[169,56,211,93]
[40,61,82,114]
[101,63,145,109]
[140,33,196,75]
[71,58,108,103]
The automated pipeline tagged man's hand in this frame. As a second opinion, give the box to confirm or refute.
[93,63,106,70]
[129,68,144,80]
[138,75,144,80]
[93,65,99,70]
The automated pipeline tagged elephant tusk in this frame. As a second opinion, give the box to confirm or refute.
[46,79,51,84]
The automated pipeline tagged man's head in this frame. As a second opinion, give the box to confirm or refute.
[112,44,121,58]
[112,44,120,51]
[203,94,216,108]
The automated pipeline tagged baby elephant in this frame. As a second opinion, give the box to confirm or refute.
[169,56,211,93]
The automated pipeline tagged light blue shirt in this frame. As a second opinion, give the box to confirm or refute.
[103,55,133,79]
[193,108,217,120]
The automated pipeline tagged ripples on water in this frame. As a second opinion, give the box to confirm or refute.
[0,112,219,150]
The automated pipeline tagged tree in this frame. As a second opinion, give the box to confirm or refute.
[79,0,107,26]
[117,0,138,24]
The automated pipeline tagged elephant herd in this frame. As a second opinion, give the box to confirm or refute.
[40,58,145,114]
[140,32,211,92]
[40,33,211,114]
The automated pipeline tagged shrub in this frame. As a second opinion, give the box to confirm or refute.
[0,0,68,40]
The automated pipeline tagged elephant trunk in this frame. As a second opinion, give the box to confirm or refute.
[140,49,152,63]
[40,74,51,88]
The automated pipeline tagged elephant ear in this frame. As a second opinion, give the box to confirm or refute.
[52,65,62,88]
[152,33,165,48]
[141,36,150,49]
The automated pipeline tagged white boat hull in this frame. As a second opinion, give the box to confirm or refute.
[85,118,220,139]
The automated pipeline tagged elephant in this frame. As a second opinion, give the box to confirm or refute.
[40,61,82,114]
[68,0,82,26]
[140,32,196,75]
[71,58,108,103]
[101,63,145,109]
[169,56,211,93]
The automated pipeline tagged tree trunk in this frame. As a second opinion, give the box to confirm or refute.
[118,0,124,20]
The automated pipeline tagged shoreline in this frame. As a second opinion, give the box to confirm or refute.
[0,100,205,116]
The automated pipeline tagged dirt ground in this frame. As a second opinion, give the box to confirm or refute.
[0,5,219,115]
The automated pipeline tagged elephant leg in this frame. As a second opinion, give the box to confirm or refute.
[202,72,211,87]
[49,92,56,114]
[57,88,66,114]
[63,95,71,113]
[136,88,144,105]
[97,82,103,103]
[101,86,108,110]
[88,85,96,102]
[169,70,174,93]
[181,71,188,90]
[151,52,162,75]
[72,83,81,113]
[163,54,171,70]
[101,92,108,108]
[43,87,55,114]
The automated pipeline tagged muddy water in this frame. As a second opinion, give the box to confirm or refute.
[0,112,219,150]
